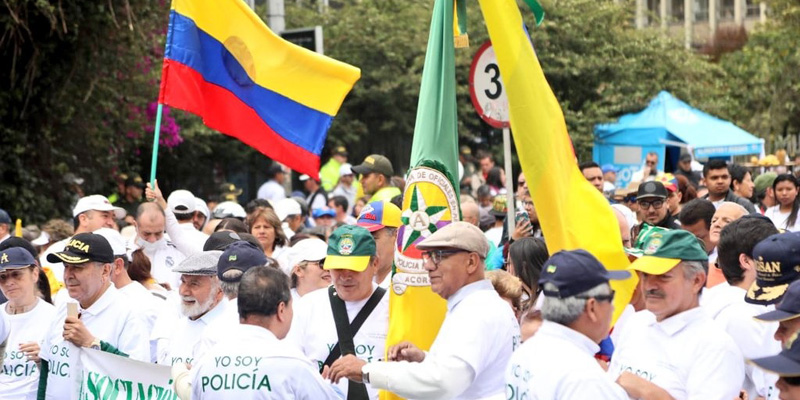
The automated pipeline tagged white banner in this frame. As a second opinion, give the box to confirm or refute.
[74,348,178,400]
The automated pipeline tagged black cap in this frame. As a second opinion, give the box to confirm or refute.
[0,247,36,270]
[124,175,145,189]
[679,153,692,162]
[46,233,114,264]
[204,231,243,251]
[539,249,630,298]
[750,336,800,376]
[0,208,11,225]
[747,232,800,305]
[637,181,668,200]
[218,241,267,282]
[755,280,800,322]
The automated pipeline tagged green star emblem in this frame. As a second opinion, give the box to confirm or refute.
[400,185,448,251]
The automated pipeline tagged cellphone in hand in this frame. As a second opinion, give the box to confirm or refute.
[515,210,532,235]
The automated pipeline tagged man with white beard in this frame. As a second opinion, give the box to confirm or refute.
[154,251,227,367]
[133,202,185,290]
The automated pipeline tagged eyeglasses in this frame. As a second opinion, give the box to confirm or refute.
[623,195,637,203]
[575,290,615,303]
[306,259,325,269]
[637,200,664,210]
[0,268,30,283]
[421,250,465,266]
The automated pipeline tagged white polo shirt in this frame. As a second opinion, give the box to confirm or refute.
[156,298,229,366]
[1,299,56,400]
[701,282,781,400]
[117,280,166,362]
[38,285,150,399]
[507,320,627,400]
[191,324,341,399]
[608,307,744,400]
[285,284,388,400]
[363,279,520,400]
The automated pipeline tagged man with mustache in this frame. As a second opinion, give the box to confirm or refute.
[155,251,227,367]
[609,230,744,399]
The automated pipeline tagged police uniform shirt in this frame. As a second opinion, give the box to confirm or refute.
[1,299,56,400]
[191,324,341,399]
[38,285,150,399]
[156,297,229,367]
[506,320,628,400]
[701,282,781,400]
[608,307,744,400]
[285,284,389,400]
[363,279,520,400]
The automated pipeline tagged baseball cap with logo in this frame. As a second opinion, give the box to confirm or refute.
[219,182,243,201]
[73,195,126,219]
[746,232,800,305]
[357,201,402,232]
[218,241,267,282]
[124,175,145,189]
[539,249,630,298]
[490,194,508,217]
[167,190,196,214]
[416,221,490,259]
[637,181,668,200]
[333,146,348,156]
[0,247,36,270]
[656,173,678,192]
[351,154,394,177]
[325,225,376,272]
[628,229,708,275]
[755,280,800,322]
[749,335,800,376]
[172,250,222,276]
[46,232,115,264]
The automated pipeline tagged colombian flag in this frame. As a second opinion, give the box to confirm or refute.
[477,0,637,323]
[159,0,361,179]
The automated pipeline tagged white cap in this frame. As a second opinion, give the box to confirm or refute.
[195,197,210,218]
[299,174,311,181]
[31,231,50,246]
[274,198,302,221]
[287,238,327,275]
[73,195,126,219]
[167,190,196,214]
[93,227,128,257]
[339,163,353,177]
[212,201,246,219]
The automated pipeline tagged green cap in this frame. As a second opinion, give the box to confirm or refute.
[629,224,670,256]
[628,230,707,275]
[325,225,376,272]
[754,172,778,195]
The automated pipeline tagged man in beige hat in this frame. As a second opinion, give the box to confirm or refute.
[326,221,519,399]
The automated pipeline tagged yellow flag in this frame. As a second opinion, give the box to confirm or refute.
[476,0,637,323]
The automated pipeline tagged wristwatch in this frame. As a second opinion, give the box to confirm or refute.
[361,365,370,384]
[89,338,101,350]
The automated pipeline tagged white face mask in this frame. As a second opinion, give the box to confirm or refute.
[135,236,166,254]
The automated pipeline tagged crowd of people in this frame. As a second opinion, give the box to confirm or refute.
[2,146,800,399]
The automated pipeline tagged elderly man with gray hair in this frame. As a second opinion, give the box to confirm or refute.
[506,249,631,399]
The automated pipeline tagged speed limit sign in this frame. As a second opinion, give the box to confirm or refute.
[469,40,510,129]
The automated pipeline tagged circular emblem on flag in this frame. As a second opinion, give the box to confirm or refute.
[223,36,256,87]
[338,237,355,255]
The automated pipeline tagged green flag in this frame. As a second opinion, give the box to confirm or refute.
[383,1,461,399]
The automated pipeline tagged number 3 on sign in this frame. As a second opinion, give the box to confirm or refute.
[469,40,510,129]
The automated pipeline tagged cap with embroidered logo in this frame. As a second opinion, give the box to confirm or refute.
[325,225,376,272]
[0,247,36,270]
[755,280,800,322]
[218,241,267,282]
[628,229,707,275]
[357,201,402,232]
[46,232,115,264]
[749,334,800,376]
[746,232,800,305]
[73,195,126,219]
[351,154,394,177]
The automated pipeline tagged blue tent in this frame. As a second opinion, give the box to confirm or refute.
[593,91,763,187]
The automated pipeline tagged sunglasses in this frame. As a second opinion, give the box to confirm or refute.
[575,290,616,303]
[637,200,664,210]
[421,250,466,266]
[0,268,31,283]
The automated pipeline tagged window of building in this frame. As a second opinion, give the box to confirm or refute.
[746,0,760,17]
[672,0,686,21]
[720,0,735,20]
[694,0,709,21]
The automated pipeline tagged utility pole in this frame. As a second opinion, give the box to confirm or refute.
[268,0,286,33]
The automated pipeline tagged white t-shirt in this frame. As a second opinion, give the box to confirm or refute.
[484,227,503,248]
[132,237,186,289]
[117,281,165,363]
[286,284,388,400]
[38,285,150,399]
[764,206,800,232]
[191,298,240,363]
[1,299,56,400]
[156,298,229,366]
[507,320,627,399]
[608,307,744,400]
[257,180,286,202]
[701,282,781,399]
[191,324,341,399]
[165,209,209,257]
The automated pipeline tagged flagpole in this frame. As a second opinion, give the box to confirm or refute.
[149,103,164,186]
[503,126,515,235]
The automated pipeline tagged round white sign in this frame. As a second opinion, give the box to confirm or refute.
[469,40,510,129]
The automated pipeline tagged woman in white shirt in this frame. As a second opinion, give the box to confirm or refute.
[765,174,800,232]
[245,208,288,261]
[0,247,56,400]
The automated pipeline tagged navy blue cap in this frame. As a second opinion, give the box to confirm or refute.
[0,209,10,225]
[218,241,267,282]
[756,280,800,322]
[0,247,36,270]
[539,249,631,298]
[750,335,800,376]
[747,232,800,305]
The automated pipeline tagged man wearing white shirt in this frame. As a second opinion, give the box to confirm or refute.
[327,222,520,400]
[155,251,226,367]
[38,233,149,399]
[133,202,186,289]
[287,225,388,400]
[185,265,341,399]
[610,230,745,400]
[257,164,287,202]
[356,201,401,289]
[145,182,209,257]
[507,249,630,400]
[702,216,781,399]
